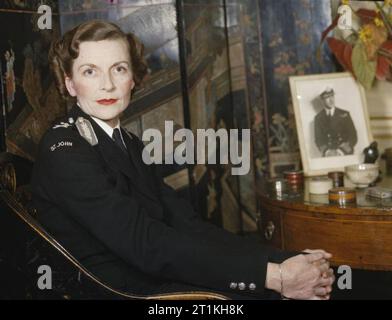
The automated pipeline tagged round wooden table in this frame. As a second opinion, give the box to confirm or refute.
[257,178,392,271]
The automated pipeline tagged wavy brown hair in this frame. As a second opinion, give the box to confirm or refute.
[49,20,148,100]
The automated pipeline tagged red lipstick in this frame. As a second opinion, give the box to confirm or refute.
[96,99,118,105]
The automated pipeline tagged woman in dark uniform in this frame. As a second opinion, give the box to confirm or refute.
[31,20,334,300]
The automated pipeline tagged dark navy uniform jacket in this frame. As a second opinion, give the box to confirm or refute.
[314,107,357,156]
[31,105,294,298]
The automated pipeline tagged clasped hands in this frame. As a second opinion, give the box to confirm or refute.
[266,249,335,300]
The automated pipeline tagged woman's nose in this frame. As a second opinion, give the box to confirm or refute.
[100,73,115,91]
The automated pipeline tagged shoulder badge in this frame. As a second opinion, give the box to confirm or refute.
[53,122,72,129]
[75,117,98,146]
[52,117,75,129]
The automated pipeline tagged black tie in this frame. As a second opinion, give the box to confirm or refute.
[112,128,128,155]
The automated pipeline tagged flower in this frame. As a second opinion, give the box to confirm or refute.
[359,25,373,43]
[321,1,392,89]
[360,23,388,60]
[374,17,385,28]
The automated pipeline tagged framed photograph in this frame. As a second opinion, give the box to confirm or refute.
[289,72,373,176]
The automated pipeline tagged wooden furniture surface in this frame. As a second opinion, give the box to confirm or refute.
[257,178,392,271]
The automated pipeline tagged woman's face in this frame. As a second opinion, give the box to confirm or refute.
[65,39,135,127]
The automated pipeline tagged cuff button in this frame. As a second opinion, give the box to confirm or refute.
[229,282,237,290]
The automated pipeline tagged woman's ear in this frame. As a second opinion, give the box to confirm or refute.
[130,79,135,91]
[65,75,77,97]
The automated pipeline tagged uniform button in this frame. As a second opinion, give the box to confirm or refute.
[238,282,246,290]
[68,117,75,124]
[249,283,256,291]
[229,282,237,290]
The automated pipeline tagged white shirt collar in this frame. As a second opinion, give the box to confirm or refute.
[90,116,127,148]
[90,115,119,137]
[325,107,335,117]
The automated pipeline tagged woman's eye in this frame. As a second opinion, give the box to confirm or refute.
[114,66,127,73]
[83,69,96,76]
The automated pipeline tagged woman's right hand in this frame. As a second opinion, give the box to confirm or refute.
[281,252,334,300]
[266,250,334,300]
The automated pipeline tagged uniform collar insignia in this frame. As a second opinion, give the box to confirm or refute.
[75,117,99,146]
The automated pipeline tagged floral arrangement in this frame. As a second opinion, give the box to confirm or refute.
[321,0,392,89]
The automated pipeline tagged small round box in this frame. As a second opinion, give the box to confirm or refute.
[328,171,344,188]
[284,170,304,181]
[284,170,304,187]
[309,176,333,195]
[329,187,356,205]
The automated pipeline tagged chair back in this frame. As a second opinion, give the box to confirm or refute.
[0,154,228,300]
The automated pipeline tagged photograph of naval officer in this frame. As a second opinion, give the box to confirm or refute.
[314,88,358,158]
